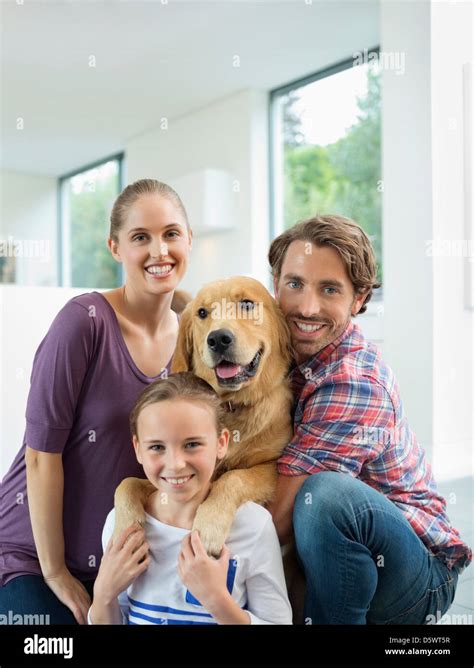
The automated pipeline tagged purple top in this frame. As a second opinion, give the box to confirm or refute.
[0,292,175,585]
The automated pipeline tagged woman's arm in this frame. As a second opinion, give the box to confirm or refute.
[21,300,97,623]
[25,446,92,625]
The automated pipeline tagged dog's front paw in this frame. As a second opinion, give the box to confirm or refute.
[112,478,151,541]
[113,504,146,542]
[192,504,234,557]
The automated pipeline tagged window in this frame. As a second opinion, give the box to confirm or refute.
[270,52,382,285]
[59,154,124,288]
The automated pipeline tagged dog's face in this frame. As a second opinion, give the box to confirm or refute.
[171,277,291,400]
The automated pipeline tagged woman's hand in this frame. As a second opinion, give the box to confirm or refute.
[44,567,92,625]
[177,530,231,609]
[93,523,150,605]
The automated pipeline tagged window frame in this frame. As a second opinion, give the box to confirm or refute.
[268,46,381,248]
[57,152,125,287]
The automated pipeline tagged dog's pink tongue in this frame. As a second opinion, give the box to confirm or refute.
[215,363,243,379]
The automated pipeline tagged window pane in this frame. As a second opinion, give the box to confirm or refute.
[62,159,121,288]
[275,61,382,284]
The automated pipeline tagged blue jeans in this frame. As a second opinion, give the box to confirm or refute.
[293,472,460,624]
[0,575,95,625]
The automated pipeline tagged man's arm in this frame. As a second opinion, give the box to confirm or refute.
[271,376,395,546]
[267,473,309,545]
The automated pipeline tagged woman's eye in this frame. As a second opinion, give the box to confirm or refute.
[197,308,208,319]
[166,230,180,238]
[185,442,201,449]
[150,444,164,451]
[239,299,254,311]
[133,234,147,242]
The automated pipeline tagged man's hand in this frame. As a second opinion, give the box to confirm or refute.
[267,473,309,545]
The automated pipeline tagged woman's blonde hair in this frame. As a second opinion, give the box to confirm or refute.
[268,214,381,315]
[130,372,226,440]
[109,179,189,243]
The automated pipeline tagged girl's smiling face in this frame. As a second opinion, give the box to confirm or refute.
[108,194,192,295]
[133,399,229,511]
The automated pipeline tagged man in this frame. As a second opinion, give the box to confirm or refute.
[268,214,471,624]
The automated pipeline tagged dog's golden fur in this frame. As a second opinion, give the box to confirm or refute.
[113,276,293,555]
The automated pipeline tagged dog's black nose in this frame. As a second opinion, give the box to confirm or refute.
[207,329,235,354]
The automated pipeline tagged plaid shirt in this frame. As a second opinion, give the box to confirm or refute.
[277,320,472,572]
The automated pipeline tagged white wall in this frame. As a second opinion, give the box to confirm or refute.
[381,0,434,456]
[431,0,473,480]
[381,0,473,480]
[126,89,270,291]
[0,170,57,286]
[0,285,92,479]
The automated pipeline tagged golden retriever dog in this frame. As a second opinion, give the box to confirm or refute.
[113,276,293,556]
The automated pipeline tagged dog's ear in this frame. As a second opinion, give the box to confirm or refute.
[171,300,194,372]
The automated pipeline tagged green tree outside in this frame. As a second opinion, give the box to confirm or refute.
[282,67,382,283]
[67,161,121,288]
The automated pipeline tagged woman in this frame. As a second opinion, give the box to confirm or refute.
[0,179,193,624]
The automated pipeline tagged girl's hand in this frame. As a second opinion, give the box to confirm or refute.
[177,530,231,609]
[93,522,150,604]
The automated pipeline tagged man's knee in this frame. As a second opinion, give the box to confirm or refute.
[293,471,367,549]
[294,471,358,514]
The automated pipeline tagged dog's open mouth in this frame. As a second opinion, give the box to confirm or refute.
[214,348,263,386]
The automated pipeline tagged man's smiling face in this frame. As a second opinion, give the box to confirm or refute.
[273,240,367,365]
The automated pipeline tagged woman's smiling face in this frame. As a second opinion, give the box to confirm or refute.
[109,194,192,295]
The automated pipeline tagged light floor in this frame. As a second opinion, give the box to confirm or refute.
[436,476,473,623]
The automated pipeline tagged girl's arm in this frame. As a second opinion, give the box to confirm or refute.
[178,523,293,624]
[178,532,251,624]
[26,447,92,625]
[200,590,250,625]
[243,514,293,624]
[89,521,150,625]
[88,593,124,625]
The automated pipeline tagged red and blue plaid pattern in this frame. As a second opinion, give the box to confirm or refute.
[277,321,472,572]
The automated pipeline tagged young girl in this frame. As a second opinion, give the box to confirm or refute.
[89,372,293,625]
[0,179,192,624]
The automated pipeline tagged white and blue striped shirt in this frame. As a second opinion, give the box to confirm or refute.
[93,502,292,625]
